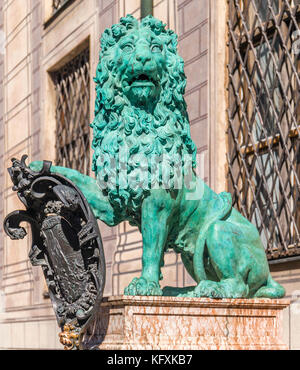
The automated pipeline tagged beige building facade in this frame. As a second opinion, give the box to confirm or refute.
[0,0,299,349]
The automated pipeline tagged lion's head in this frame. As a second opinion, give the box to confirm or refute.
[91,15,197,226]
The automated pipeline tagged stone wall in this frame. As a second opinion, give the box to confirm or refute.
[0,0,5,318]
[0,0,5,291]
[270,260,300,349]
[178,0,209,180]
[0,0,299,350]
[0,0,60,349]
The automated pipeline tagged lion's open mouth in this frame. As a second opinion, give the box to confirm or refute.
[129,74,157,87]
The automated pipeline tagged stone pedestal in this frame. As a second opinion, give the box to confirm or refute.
[84,295,289,350]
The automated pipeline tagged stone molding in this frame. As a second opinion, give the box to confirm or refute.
[83,295,290,350]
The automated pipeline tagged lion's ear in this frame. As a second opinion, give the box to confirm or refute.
[120,14,138,30]
[100,29,116,52]
[166,31,178,52]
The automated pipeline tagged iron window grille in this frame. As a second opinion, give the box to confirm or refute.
[52,0,69,14]
[51,47,90,176]
[227,0,300,260]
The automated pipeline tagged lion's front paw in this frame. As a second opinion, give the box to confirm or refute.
[124,277,163,296]
[194,280,225,299]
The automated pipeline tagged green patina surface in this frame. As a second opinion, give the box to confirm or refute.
[30,15,285,299]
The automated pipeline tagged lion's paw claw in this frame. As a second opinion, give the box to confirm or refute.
[193,280,225,299]
[124,277,162,296]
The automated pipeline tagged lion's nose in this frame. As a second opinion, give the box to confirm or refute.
[135,50,152,63]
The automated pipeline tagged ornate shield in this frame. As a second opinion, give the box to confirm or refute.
[3,155,105,350]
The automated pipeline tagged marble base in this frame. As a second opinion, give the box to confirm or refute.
[83,295,290,350]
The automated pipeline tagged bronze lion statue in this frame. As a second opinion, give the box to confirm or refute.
[30,15,285,299]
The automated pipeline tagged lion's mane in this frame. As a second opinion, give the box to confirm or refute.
[91,15,197,226]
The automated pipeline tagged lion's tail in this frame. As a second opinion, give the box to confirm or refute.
[254,274,285,298]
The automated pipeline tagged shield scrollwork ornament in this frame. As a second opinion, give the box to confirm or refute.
[3,155,106,350]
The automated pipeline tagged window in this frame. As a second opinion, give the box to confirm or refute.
[51,47,91,175]
[44,0,76,28]
[227,0,300,260]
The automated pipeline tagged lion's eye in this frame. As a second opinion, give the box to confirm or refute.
[151,44,162,53]
[121,43,134,52]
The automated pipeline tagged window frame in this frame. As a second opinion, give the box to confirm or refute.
[227,0,300,261]
[51,46,91,176]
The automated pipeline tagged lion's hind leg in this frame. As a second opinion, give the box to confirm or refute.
[194,277,249,299]
[254,274,285,298]
[192,220,249,299]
